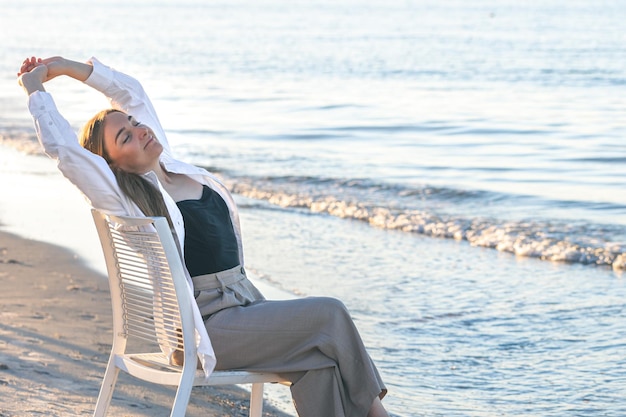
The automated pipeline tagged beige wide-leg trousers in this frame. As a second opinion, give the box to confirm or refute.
[192,265,387,417]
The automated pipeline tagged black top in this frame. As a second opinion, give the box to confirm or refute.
[176,185,239,276]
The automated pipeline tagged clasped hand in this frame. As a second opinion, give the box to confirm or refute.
[17,56,69,86]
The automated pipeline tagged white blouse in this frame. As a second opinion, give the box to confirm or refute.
[26,57,245,379]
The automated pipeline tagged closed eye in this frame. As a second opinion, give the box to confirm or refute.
[122,117,143,144]
[115,115,141,145]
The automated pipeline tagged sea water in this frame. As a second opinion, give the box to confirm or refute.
[1,1,625,415]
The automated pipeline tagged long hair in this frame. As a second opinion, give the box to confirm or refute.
[79,109,173,227]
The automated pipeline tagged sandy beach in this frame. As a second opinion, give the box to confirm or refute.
[0,144,293,416]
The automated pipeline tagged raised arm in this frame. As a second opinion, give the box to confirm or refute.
[17,57,132,216]
[84,57,171,155]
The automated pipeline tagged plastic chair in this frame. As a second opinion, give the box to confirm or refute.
[90,209,288,417]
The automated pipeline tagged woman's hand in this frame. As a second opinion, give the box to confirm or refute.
[17,58,48,94]
[18,55,92,83]
[17,56,43,77]
[17,55,93,95]
[18,56,69,83]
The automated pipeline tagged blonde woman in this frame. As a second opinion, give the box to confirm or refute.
[18,56,389,417]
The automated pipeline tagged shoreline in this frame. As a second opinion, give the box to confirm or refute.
[0,229,292,417]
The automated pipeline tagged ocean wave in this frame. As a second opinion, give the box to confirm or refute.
[225,175,626,270]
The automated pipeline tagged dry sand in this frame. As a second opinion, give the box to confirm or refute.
[0,229,292,417]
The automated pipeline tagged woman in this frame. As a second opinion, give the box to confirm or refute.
[17,56,389,417]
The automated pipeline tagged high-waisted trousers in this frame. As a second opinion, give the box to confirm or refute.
[192,265,387,417]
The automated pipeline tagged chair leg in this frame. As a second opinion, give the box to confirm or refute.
[249,382,265,417]
[93,360,120,417]
[169,370,194,417]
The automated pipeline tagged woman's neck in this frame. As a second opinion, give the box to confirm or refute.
[153,165,203,202]
[152,163,173,185]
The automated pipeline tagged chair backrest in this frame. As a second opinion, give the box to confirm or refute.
[91,209,196,364]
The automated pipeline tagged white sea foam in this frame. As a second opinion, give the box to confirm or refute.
[229,180,626,270]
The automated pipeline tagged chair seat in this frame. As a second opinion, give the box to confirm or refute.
[116,352,287,387]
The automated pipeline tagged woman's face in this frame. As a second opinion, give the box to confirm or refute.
[102,112,163,174]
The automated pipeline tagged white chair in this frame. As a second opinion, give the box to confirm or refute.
[90,209,289,417]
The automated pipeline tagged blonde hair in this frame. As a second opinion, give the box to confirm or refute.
[79,109,173,227]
